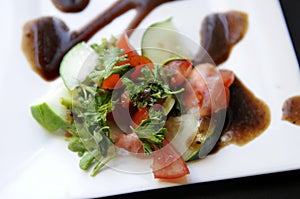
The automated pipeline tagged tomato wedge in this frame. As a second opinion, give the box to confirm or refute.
[183,63,235,116]
[220,69,235,87]
[114,107,149,153]
[101,74,122,89]
[152,139,190,179]
[114,133,144,153]
[164,59,193,87]
[116,32,138,58]
[101,33,140,90]
[129,55,154,80]
[114,105,190,179]
[131,107,150,129]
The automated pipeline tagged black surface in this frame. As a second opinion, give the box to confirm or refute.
[102,169,300,199]
[280,0,300,65]
[98,1,300,198]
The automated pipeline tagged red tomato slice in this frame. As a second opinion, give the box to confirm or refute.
[114,133,144,153]
[116,32,138,58]
[101,33,138,90]
[131,107,150,129]
[164,59,193,87]
[183,63,235,116]
[101,74,123,89]
[152,140,190,179]
[220,69,235,87]
[114,107,149,153]
[129,55,154,80]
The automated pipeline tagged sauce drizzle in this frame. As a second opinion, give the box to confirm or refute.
[211,78,271,153]
[51,0,90,13]
[22,0,175,81]
[282,96,300,126]
[193,11,248,66]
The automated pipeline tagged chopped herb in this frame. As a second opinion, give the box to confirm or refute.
[65,38,134,176]
[122,65,184,108]
[131,108,167,154]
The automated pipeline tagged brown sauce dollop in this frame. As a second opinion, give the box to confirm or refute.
[193,11,248,66]
[51,0,90,13]
[282,96,300,126]
[22,17,73,81]
[211,77,271,153]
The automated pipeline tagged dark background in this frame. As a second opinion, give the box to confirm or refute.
[100,1,300,198]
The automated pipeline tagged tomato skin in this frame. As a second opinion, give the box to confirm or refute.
[164,59,193,87]
[129,55,154,80]
[114,105,190,178]
[114,133,144,153]
[101,33,138,90]
[152,140,190,179]
[116,32,138,58]
[220,69,235,87]
[113,107,146,153]
[183,63,235,116]
[131,107,150,129]
[101,74,123,89]
[113,107,149,153]
[115,33,155,84]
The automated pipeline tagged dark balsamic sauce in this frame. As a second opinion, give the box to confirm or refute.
[211,78,271,153]
[22,0,175,81]
[51,0,90,13]
[193,11,248,66]
[282,96,300,126]
[22,17,72,80]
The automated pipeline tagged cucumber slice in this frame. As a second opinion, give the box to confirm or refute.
[166,111,200,157]
[141,18,192,64]
[166,109,226,162]
[60,42,99,90]
[30,80,71,132]
[183,109,226,161]
[162,96,175,115]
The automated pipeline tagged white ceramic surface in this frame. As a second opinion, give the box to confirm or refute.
[0,0,300,198]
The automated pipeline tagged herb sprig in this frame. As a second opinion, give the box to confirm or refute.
[65,38,134,176]
[122,65,184,108]
[131,108,167,154]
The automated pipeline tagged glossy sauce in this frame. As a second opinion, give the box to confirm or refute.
[51,0,90,13]
[282,96,300,126]
[22,17,73,80]
[22,0,175,81]
[193,11,248,66]
[211,78,271,153]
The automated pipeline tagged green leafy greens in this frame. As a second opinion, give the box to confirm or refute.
[65,38,134,176]
[64,37,185,175]
[122,65,184,108]
[131,108,167,154]
[122,64,184,154]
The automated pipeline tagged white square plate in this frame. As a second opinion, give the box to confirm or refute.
[1,0,300,198]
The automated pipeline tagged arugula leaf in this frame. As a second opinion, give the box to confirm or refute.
[90,36,117,54]
[85,46,130,88]
[99,47,128,78]
[80,150,99,170]
[65,38,135,176]
[67,136,86,157]
[131,108,167,154]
